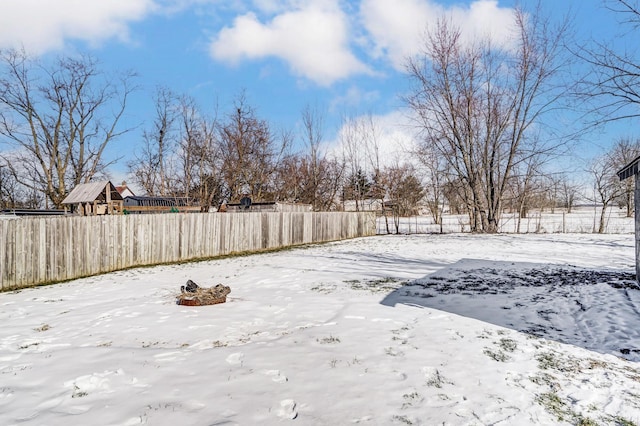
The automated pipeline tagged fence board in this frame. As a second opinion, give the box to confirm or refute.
[1,211,375,290]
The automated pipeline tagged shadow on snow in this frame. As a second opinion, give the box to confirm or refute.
[380,259,640,362]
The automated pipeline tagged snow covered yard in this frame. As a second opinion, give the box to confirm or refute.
[1,233,640,425]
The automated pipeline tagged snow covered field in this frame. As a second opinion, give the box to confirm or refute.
[1,233,640,425]
[377,207,635,234]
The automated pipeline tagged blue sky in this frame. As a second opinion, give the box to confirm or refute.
[0,0,635,185]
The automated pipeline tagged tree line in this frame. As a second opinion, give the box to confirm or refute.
[1,1,640,233]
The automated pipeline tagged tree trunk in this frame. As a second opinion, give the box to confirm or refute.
[598,202,608,234]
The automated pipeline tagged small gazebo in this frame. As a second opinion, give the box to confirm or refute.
[62,180,124,216]
[617,156,640,281]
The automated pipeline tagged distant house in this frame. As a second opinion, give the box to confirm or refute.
[115,181,135,198]
[342,199,383,212]
[224,201,312,213]
[62,181,124,216]
[123,196,201,214]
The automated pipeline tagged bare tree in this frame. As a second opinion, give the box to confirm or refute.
[339,114,368,211]
[609,137,640,216]
[300,103,329,210]
[274,151,345,211]
[218,93,289,202]
[0,49,135,208]
[406,6,571,232]
[559,174,580,213]
[507,156,545,233]
[128,86,178,196]
[176,95,223,210]
[576,0,640,124]
[415,144,447,228]
[588,153,622,233]
[342,167,371,210]
[273,153,302,203]
[441,177,467,215]
[544,174,563,214]
[0,162,36,208]
[129,92,224,208]
[318,157,347,211]
[272,104,347,211]
[381,164,426,233]
[384,164,425,216]
[360,114,388,216]
[338,113,386,212]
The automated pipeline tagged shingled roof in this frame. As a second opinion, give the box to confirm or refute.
[62,181,123,204]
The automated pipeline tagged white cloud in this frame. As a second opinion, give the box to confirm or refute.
[360,0,516,70]
[328,109,420,170]
[209,1,371,86]
[359,0,437,69]
[450,0,515,49]
[329,86,380,112]
[0,0,156,53]
[367,110,420,166]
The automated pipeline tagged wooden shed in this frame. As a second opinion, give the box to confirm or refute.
[62,181,124,216]
[617,155,640,281]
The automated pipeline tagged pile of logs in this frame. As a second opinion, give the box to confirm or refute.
[176,280,231,306]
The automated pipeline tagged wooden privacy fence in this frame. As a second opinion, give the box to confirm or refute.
[1,211,376,290]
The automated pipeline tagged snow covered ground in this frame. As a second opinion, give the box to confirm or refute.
[1,233,640,425]
[377,207,635,234]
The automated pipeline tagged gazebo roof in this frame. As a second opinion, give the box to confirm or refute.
[62,181,123,204]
